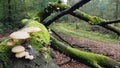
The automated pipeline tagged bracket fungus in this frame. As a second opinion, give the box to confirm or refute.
[11,45,27,58]
[8,31,30,46]
[11,45,25,53]
[21,27,41,34]
[10,31,30,40]
[15,51,27,58]
[11,45,34,59]
[25,54,34,60]
[7,41,15,46]
[7,26,42,60]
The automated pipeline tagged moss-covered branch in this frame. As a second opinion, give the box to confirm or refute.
[71,10,120,35]
[70,10,105,25]
[100,25,120,36]
[51,36,120,68]
[41,2,120,35]
[42,0,90,26]
[45,2,120,25]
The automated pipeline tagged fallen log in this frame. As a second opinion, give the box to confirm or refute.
[51,36,120,68]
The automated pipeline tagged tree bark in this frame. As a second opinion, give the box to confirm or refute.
[8,0,11,21]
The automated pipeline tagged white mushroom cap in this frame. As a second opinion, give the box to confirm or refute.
[25,55,34,60]
[21,27,41,34]
[25,52,29,56]
[15,51,26,58]
[28,45,32,49]
[9,31,30,40]
[11,45,25,53]
[7,41,15,46]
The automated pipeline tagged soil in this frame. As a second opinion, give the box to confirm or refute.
[51,48,91,68]
[59,34,120,61]
[51,34,120,68]
[1,32,120,68]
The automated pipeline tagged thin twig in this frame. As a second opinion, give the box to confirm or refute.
[51,29,72,46]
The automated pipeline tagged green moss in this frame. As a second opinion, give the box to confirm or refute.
[74,10,105,25]
[0,19,51,67]
[0,38,10,59]
[29,32,44,51]
[22,19,50,44]
[0,38,12,68]
[67,46,120,67]
[22,19,50,50]
[50,22,119,44]
[108,24,120,32]
[49,2,70,10]
[39,47,51,63]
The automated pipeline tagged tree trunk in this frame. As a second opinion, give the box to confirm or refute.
[115,0,119,20]
[114,0,120,26]
[8,0,11,22]
[0,19,59,68]
[0,50,58,68]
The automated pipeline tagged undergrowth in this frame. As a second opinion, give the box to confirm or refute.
[50,22,119,44]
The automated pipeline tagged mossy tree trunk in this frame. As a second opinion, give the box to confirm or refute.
[0,20,59,68]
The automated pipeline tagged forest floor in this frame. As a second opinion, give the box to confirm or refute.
[50,22,120,68]
[0,32,120,68]
[52,34,120,68]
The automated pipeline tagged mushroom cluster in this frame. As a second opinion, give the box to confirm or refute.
[7,27,41,60]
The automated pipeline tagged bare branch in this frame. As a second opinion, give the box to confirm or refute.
[66,0,91,13]
[51,29,72,46]
[43,0,91,26]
